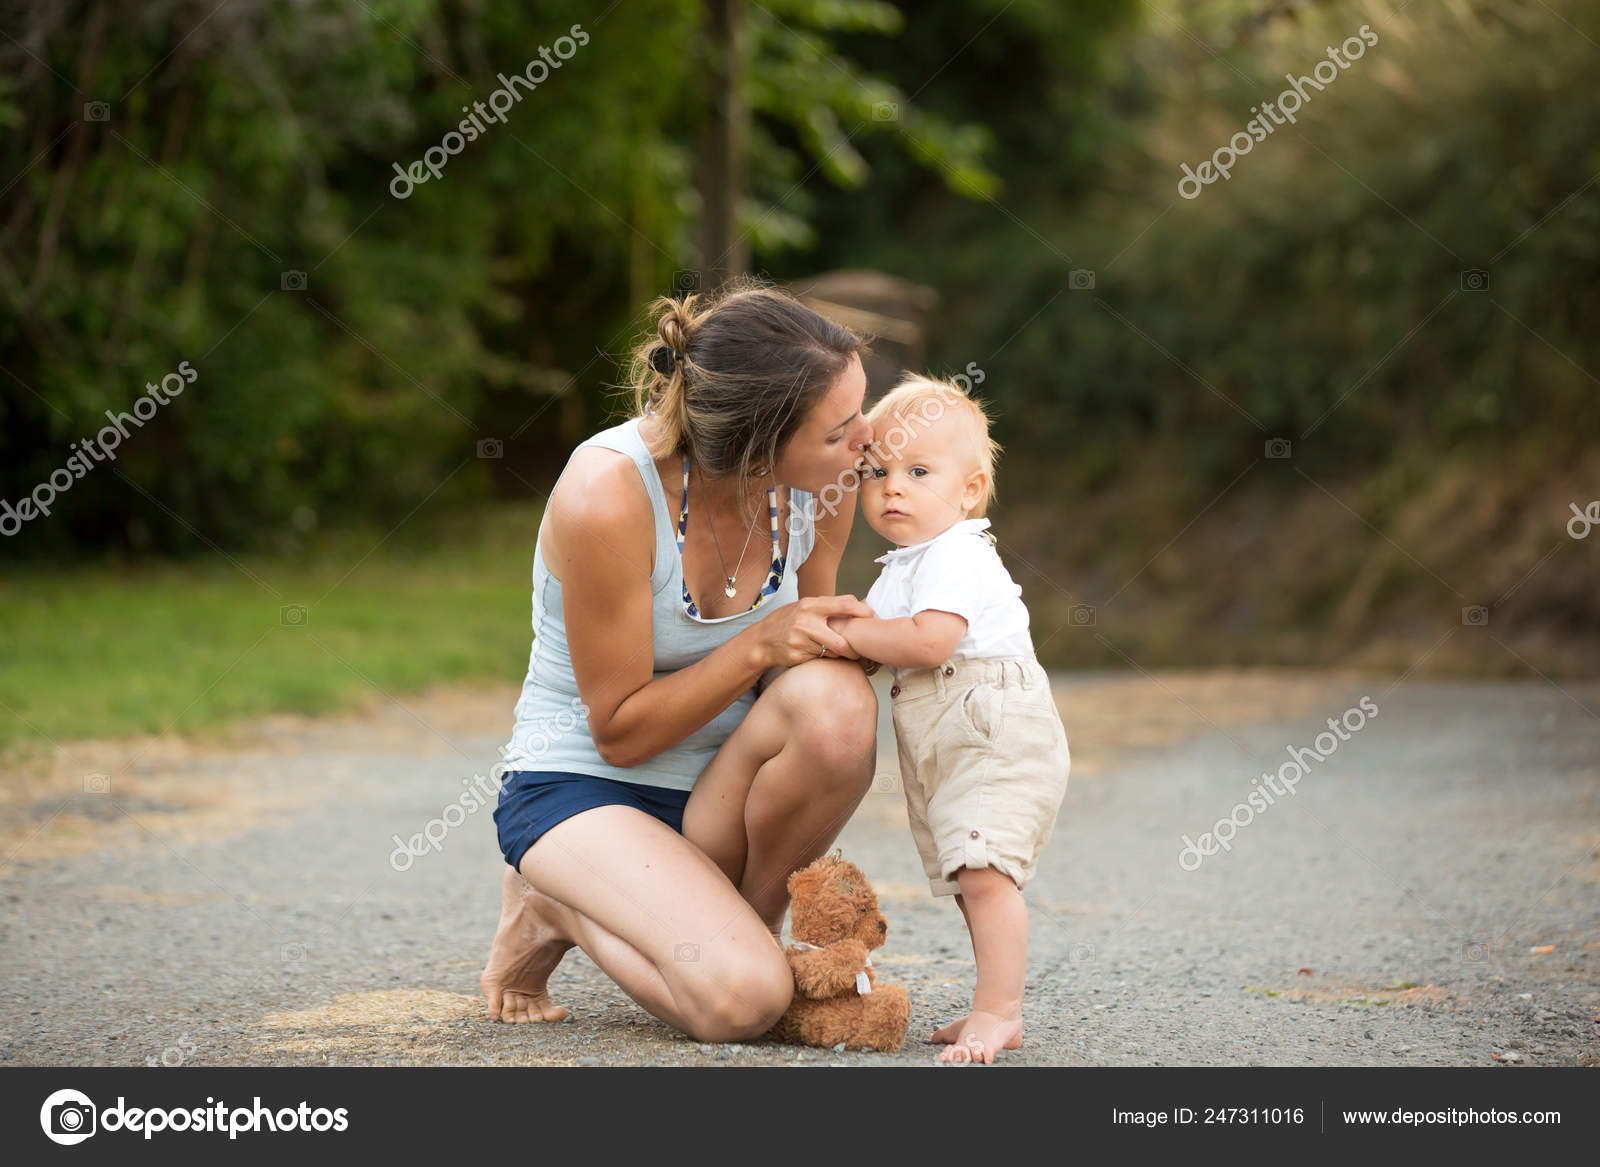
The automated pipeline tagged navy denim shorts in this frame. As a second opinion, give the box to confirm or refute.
[493,770,692,871]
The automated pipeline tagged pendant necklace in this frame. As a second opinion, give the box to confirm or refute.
[692,463,769,598]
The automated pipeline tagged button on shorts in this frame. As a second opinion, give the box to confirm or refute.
[889,655,1070,897]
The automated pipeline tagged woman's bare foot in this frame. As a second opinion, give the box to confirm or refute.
[937,1009,1023,1064]
[481,867,575,1023]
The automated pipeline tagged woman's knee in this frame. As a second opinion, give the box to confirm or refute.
[772,661,878,772]
[678,948,793,1041]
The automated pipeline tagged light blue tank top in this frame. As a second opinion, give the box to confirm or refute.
[500,414,817,790]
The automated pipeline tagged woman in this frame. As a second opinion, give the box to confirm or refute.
[481,280,881,1043]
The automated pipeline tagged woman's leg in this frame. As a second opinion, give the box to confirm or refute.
[482,803,795,1042]
[482,657,876,1034]
[681,657,879,934]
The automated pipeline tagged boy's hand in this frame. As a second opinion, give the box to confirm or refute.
[824,612,880,674]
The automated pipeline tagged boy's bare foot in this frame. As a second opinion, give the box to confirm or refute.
[929,1016,969,1043]
[937,1009,1022,1064]
[481,867,575,1023]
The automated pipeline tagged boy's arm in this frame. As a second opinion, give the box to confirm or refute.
[828,611,967,671]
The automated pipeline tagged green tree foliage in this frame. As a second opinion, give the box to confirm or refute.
[0,0,996,557]
[788,0,1599,488]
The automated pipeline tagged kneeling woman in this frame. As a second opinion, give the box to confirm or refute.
[481,281,882,1042]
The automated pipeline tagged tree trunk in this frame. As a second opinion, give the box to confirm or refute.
[698,0,748,291]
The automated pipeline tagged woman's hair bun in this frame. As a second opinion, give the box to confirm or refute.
[657,297,694,357]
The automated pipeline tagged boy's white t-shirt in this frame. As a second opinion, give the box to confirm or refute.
[863,517,1035,663]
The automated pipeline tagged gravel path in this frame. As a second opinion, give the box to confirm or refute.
[2,671,1596,1067]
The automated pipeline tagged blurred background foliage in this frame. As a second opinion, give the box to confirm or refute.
[2,0,1597,748]
[0,0,1001,554]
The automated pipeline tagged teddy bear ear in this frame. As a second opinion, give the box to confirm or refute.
[788,865,820,896]
[833,873,856,897]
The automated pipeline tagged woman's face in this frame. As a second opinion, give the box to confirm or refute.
[772,353,873,495]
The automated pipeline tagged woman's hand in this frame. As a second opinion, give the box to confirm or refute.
[753,595,876,669]
[825,613,880,675]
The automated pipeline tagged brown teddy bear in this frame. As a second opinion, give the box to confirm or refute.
[766,851,910,1053]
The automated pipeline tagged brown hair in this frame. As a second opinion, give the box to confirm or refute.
[628,277,865,521]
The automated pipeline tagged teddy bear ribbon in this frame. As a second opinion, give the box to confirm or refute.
[787,940,873,995]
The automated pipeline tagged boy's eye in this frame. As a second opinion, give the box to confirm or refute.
[910,466,928,477]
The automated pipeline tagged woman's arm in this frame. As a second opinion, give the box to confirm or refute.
[550,450,868,769]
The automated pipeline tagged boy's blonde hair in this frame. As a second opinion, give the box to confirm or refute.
[863,374,1002,518]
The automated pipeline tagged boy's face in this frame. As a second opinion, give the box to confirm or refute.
[856,409,986,547]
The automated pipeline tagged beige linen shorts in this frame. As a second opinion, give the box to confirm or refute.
[889,655,1070,897]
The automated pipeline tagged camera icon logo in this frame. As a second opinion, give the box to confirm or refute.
[1069,943,1097,963]
[1461,605,1489,627]
[280,270,308,292]
[872,773,900,794]
[282,941,307,963]
[1265,438,1292,459]
[1459,268,1490,292]
[476,438,503,460]
[674,942,699,962]
[82,102,110,122]
[1460,942,1489,963]
[83,773,110,794]
[872,101,899,122]
[1068,269,1096,290]
[280,604,307,627]
[40,1088,97,1145]
[1069,603,1096,627]
[673,269,701,293]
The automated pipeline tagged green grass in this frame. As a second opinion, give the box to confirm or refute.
[0,502,547,755]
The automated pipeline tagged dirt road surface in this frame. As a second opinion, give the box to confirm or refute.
[3,669,1596,1067]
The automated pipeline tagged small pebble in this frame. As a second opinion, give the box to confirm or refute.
[698,1044,713,1055]
[831,1042,846,1053]
[577,1056,600,1066]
